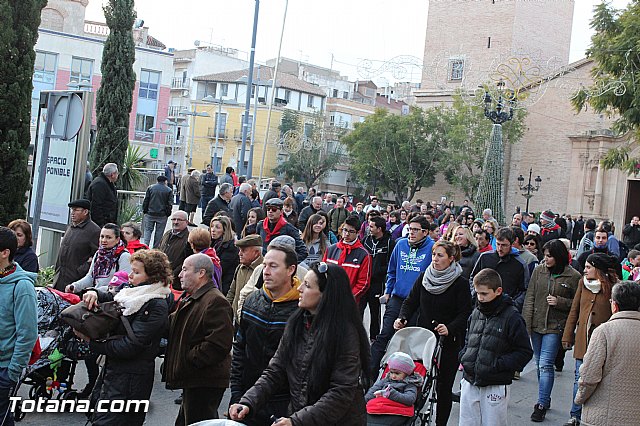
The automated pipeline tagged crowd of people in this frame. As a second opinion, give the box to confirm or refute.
[2,164,640,426]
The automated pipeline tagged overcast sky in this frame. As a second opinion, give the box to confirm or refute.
[86,0,630,83]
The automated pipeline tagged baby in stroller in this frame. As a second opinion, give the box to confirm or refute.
[365,352,424,426]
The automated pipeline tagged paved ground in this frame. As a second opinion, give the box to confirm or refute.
[17,205,578,425]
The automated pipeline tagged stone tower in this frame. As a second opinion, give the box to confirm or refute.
[40,0,88,36]
[416,0,575,105]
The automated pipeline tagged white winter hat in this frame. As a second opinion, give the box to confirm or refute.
[528,223,541,235]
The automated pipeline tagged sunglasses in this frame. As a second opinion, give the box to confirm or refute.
[266,206,282,212]
[525,241,536,246]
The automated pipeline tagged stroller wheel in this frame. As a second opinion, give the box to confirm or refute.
[33,384,52,399]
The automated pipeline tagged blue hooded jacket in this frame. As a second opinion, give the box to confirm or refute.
[385,236,434,299]
[0,263,38,382]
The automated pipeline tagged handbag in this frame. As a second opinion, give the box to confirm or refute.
[61,301,139,343]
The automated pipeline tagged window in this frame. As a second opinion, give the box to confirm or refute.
[343,91,349,99]
[135,114,155,137]
[307,95,315,108]
[214,112,227,136]
[220,83,228,97]
[196,82,216,100]
[332,89,338,98]
[70,57,93,84]
[449,59,464,81]
[303,122,314,138]
[139,69,160,99]
[33,51,57,84]
[329,115,335,125]
[284,90,291,103]
[241,114,253,138]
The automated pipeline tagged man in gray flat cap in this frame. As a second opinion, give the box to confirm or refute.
[226,234,264,323]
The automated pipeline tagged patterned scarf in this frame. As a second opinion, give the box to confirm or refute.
[93,241,126,278]
[422,261,463,295]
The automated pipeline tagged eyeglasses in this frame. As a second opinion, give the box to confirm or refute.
[408,227,425,233]
[266,206,282,212]
[341,228,357,235]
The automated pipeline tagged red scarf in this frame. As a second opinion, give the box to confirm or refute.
[126,239,149,254]
[335,239,363,264]
[262,216,288,243]
[541,223,561,235]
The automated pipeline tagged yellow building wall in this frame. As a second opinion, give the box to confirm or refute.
[188,104,284,178]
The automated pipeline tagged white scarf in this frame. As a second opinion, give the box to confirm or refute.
[114,282,171,316]
[584,278,601,294]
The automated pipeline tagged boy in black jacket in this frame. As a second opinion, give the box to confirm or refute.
[459,269,533,426]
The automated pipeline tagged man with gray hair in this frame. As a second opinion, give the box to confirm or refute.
[229,182,253,239]
[165,253,233,425]
[297,196,322,231]
[202,182,233,227]
[86,162,119,227]
[160,210,191,290]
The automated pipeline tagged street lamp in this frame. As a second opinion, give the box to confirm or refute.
[202,95,240,173]
[517,168,542,213]
[181,108,210,170]
[483,80,516,124]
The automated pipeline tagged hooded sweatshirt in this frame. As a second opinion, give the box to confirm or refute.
[0,263,38,382]
[385,236,434,299]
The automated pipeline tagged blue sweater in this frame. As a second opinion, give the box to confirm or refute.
[0,264,38,382]
[385,237,433,299]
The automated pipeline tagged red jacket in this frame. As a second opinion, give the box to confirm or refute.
[323,239,371,303]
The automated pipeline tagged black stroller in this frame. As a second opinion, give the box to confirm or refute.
[370,327,443,426]
[12,287,90,422]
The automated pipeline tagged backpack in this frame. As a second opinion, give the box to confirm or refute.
[618,241,630,263]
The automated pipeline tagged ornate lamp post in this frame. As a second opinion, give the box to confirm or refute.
[517,168,542,213]
[475,80,516,225]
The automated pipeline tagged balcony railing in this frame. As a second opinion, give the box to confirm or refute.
[207,127,226,138]
[233,129,252,141]
[164,134,184,146]
[171,78,190,90]
[168,106,188,118]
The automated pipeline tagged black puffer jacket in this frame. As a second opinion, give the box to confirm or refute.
[459,245,480,281]
[240,317,366,426]
[213,239,240,295]
[88,287,169,425]
[230,288,299,405]
[459,295,533,387]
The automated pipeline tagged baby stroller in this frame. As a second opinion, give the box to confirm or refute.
[370,327,443,426]
[12,287,90,422]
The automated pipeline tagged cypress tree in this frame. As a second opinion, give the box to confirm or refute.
[91,0,136,173]
[0,1,48,224]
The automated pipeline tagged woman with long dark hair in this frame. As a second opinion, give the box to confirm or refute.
[522,240,581,422]
[210,215,240,295]
[561,252,618,426]
[316,210,338,244]
[230,262,371,425]
[301,213,329,267]
[394,240,472,426]
[242,207,265,237]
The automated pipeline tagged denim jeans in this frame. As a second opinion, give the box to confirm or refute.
[0,367,16,426]
[142,214,168,249]
[530,332,561,408]
[570,359,583,420]
[370,295,407,376]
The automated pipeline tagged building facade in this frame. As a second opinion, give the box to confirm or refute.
[35,0,173,168]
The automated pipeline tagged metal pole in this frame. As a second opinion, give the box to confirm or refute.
[247,67,260,179]
[240,0,260,176]
[32,93,56,247]
[525,168,532,213]
[188,109,197,168]
[259,0,289,183]
[214,100,222,173]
